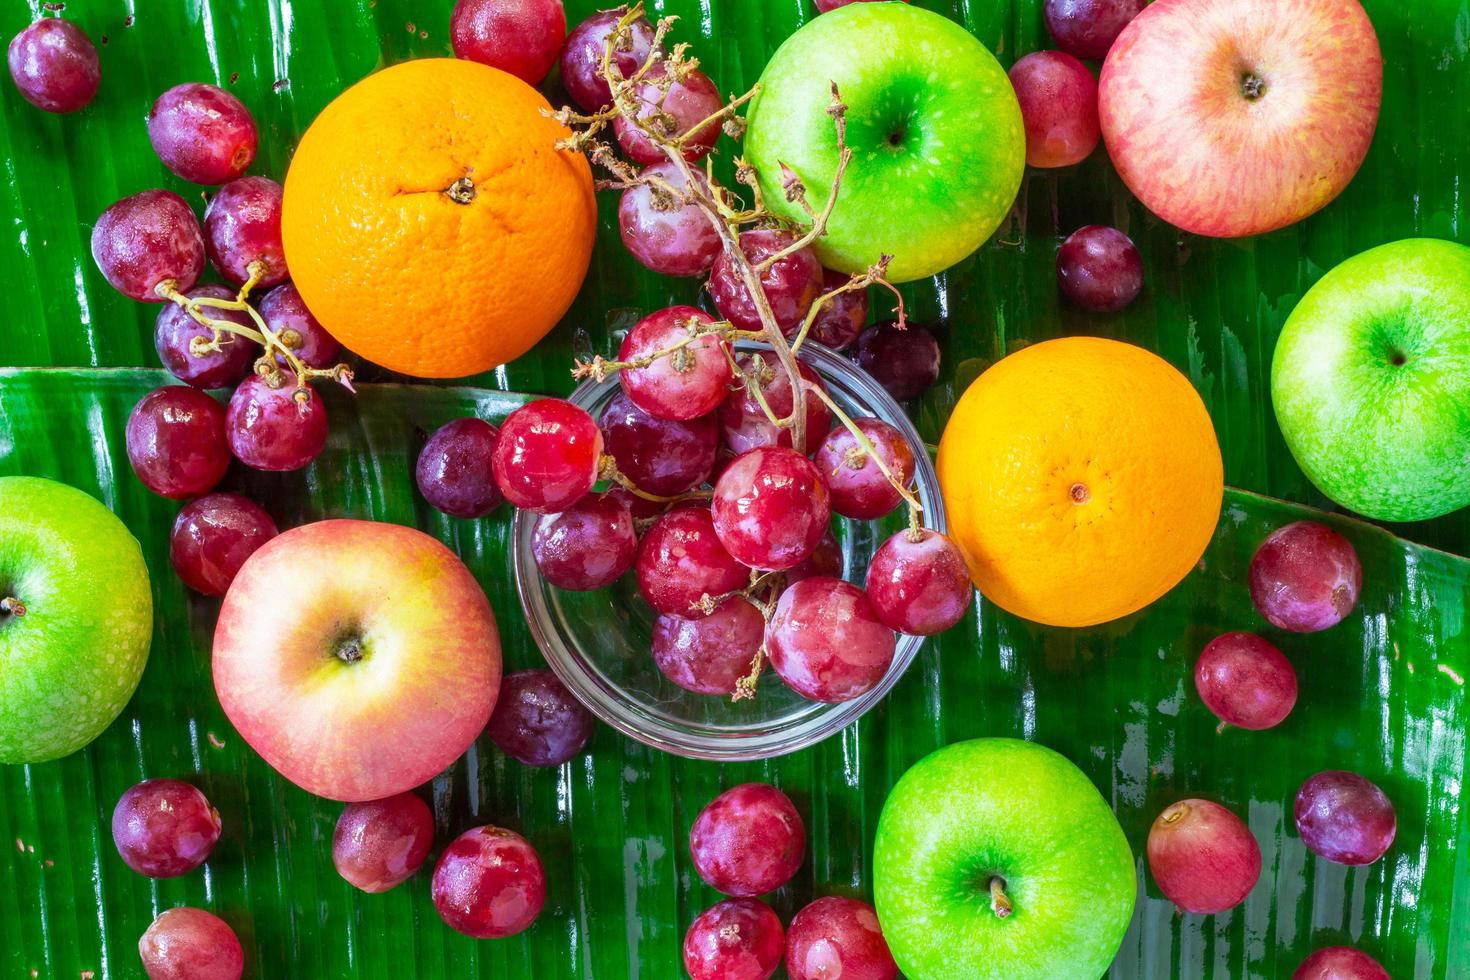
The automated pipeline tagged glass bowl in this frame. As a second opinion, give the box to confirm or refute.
[512,340,947,761]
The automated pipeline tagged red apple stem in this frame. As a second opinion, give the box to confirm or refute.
[0,596,25,618]
[988,876,1013,919]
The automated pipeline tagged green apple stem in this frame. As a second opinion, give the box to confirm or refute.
[0,596,25,618]
[988,876,1013,919]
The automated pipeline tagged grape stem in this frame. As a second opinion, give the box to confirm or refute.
[805,383,924,517]
[731,573,783,701]
[788,254,906,356]
[597,455,713,504]
[570,316,761,383]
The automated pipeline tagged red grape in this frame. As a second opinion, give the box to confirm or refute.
[1294,771,1396,866]
[813,418,914,520]
[815,0,908,11]
[225,375,329,472]
[713,447,832,571]
[148,83,257,185]
[202,176,287,287]
[618,161,722,277]
[170,493,278,596]
[865,529,972,636]
[683,898,785,980]
[1044,0,1145,60]
[690,783,805,897]
[331,792,434,893]
[7,17,99,113]
[432,826,546,939]
[854,322,940,401]
[560,7,659,112]
[1008,51,1100,169]
[1293,947,1391,980]
[766,578,896,703]
[614,63,723,164]
[486,669,596,766]
[1194,632,1297,731]
[532,492,637,591]
[710,229,824,335]
[138,907,243,980]
[600,390,717,497]
[415,417,503,519]
[259,282,341,369]
[804,270,869,350]
[786,531,843,585]
[112,779,221,878]
[719,355,833,457]
[651,597,764,695]
[1057,225,1144,313]
[155,284,258,389]
[450,0,566,85]
[636,507,749,616]
[92,190,205,302]
[1249,521,1362,633]
[1147,798,1260,913]
[491,398,603,512]
[125,386,231,499]
[785,896,898,980]
[619,306,732,420]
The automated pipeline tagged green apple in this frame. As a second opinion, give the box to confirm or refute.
[0,476,152,763]
[1272,238,1470,522]
[873,738,1136,980]
[744,2,1024,283]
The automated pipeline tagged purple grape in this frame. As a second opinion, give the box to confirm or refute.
[1294,771,1396,866]
[170,493,278,596]
[125,386,231,499]
[786,531,844,585]
[651,597,764,696]
[804,270,869,350]
[709,228,824,335]
[259,282,341,369]
[1249,521,1362,633]
[618,161,722,277]
[92,190,205,302]
[865,529,972,636]
[112,779,221,878]
[224,375,328,472]
[155,284,259,389]
[7,17,99,113]
[766,578,896,703]
[202,176,287,287]
[449,0,566,86]
[147,82,257,185]
[1056,225,1144,313]
[1044,0,1146,60]
[415,417,503,519]
[854,322,940,400]
[1194,632,1297,730]
[532,492,638,591]
[560,7,659,113]
[600,390,717,497]
[485,669,595,767]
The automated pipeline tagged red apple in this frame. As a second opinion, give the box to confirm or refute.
[1098,0,1381,238]
[213,520,500,802]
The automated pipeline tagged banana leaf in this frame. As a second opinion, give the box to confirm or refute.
[1,0,1468,977]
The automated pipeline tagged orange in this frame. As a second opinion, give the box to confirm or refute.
[282,59,596,379]
[937,337,1223,628]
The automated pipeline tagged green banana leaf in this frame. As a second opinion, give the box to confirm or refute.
[1,0,1468,977]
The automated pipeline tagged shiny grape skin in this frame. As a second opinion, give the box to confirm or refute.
[560,7,659,112]
[415,417,503,519]
[618,305,732,421]
[864,529,973,636]
[636,506,750,617]
[804,269,870,350]
[1043,0,1146,60]
[1249,521,1363,633]
[486,669,596,767]
[532,492,638,591]
[125,386,231,499]
[600,390,717,497]
[1056,225,1144,313]
[147,83,257,185]
[1008,50,1100,169]
[224,375,329,472]
[431,826,547,939]
[111,779,222,878]
[683,898,785,980]
[614,64,724,164]
[719,355,833,458]
[1146,798,1261,913]
[202,176,287,287]
[712,447,832,571]
[618,161,722,277]
[813,418,915,520]
[490,398,604,513]
[853,322,941,401]
[259,282,341,369]
[785,531,844,586]
[331,792,435,893]
[785,896,899,980]
[154,284,258,389]
[1194,632,1297,730]
[169,493,279,596]
[651,597,765,695]
[689,783,806,897]
[1292,947,1391,980]
[7,17,100,113]
[450,0,566,85]
[1293,771,1397,866]
[92,189,205,302]
[765,577,897,703]
[709,228,824,335]
[137,907,244,980]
